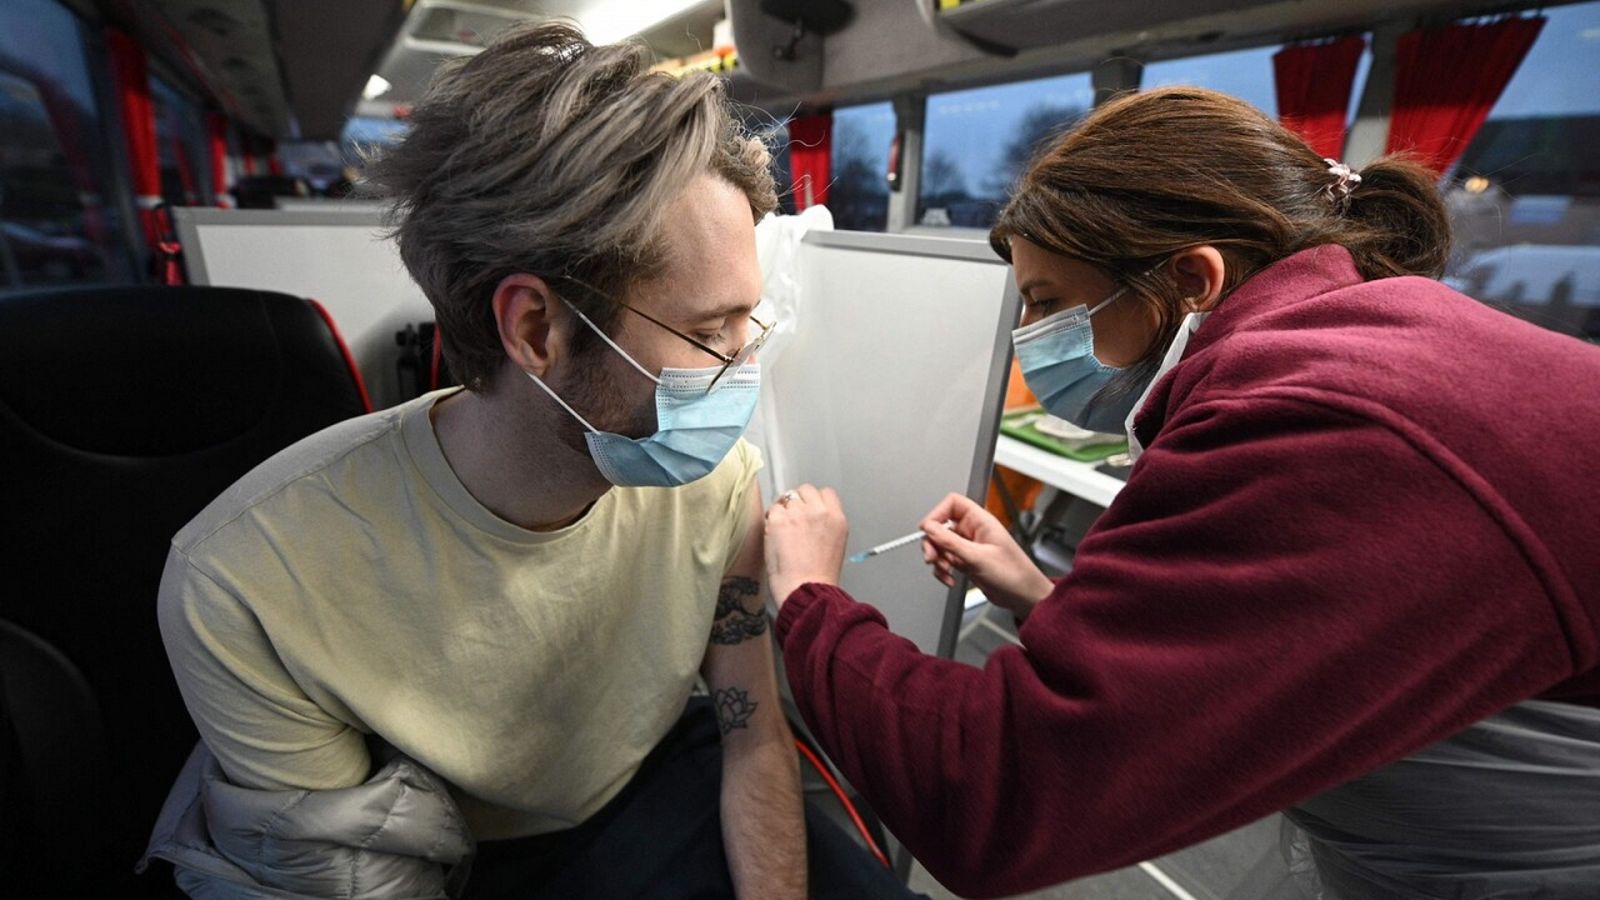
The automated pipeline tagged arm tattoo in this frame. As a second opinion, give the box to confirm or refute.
[714,687,758,735]
[711,576,770,645]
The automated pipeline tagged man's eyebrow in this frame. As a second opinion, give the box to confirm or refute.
[692,301,757,321]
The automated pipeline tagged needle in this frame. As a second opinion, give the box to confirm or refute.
[847,521,954,563]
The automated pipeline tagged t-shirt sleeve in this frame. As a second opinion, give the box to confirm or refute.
[157,546,371,792]
[720,438,765,575]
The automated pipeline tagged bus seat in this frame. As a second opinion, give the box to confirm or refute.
[396,321,459,401]
[0,285,372,897]
[0,619,114,894]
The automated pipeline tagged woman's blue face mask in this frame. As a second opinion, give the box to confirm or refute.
[1011,280,1144,435]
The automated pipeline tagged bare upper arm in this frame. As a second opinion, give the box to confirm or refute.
[701,489,781,738]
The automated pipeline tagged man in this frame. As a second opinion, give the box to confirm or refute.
[142,22,912,898]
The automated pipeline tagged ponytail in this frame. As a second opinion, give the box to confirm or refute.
[1340,155,1451,280]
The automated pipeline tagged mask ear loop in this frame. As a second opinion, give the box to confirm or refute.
[526,372,599,434]
[560,297,660,384]
[1087,285,1129,316]
[1091,258,1174,316]
[525,295,661,434]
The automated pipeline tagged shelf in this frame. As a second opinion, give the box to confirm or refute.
[993,434,1124,508]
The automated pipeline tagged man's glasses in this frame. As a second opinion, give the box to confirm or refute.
[554,275,773,396]
[619,302,772,395]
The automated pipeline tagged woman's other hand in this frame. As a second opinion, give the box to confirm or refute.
[921,493,1054,620]
[764,484,849,611]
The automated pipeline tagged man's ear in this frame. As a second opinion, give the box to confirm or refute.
[492,274,564,376]
[1165,246,1227,312]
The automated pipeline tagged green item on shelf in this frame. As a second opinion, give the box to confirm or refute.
[1000,407,1127,462]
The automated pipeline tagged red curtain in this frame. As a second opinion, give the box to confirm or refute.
[207,112,232,207]
[1273,35,1365,159]
[106,28,162,250]
[1387,16,1545,174]
[787,114,831,211]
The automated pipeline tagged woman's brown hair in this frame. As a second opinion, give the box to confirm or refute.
[991,86,1451,372]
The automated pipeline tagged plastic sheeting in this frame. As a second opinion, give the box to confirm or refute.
[747,205,833,507]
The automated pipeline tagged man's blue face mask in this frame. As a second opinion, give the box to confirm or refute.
[1010,277,1147,435]
[526,299,760,488]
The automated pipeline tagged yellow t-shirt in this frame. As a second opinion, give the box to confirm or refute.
[157,389,763,838]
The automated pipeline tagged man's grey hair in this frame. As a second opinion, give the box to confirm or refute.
[367,21,778,391]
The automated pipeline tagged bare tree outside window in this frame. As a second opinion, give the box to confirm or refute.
[988,103,1086,197]
[919,73,1094,229]
[828,103,893,231]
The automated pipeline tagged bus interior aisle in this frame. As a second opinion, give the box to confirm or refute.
[2,0,1596,898]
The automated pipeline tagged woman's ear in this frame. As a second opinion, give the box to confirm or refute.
[492,274,562,376]
[1165,246,1227,312]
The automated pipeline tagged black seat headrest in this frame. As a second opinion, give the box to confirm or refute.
[0,284,370,896]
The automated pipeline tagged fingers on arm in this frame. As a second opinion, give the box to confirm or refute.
[772,484,846,530]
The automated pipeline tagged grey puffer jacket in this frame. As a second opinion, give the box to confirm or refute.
[139,742,474,899]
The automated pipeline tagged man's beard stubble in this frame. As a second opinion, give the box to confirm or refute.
[547,346,659,455]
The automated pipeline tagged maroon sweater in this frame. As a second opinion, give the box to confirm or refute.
[776,245,1600,897]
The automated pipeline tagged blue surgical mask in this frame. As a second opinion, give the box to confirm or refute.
[1011,283,1143,434]
[526,306,759,488]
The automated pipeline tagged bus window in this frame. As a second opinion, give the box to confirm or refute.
[733,115,793,217]
[917,72,1093,230]
[1143,44,1286,118]
[1444,1,1600,341]
[277,140,349,197]
[341,115,410,176]
[151,75,210,206]
[830,102,894,231]
[0,0,136,290]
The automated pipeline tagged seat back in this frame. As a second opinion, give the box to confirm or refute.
[0,619,113,895]
[0,285,371,895]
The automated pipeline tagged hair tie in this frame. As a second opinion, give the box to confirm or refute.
[1322,158,1362,207]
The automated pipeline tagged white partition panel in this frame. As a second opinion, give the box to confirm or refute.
[176,208,432,409]
[762,231,1018,656]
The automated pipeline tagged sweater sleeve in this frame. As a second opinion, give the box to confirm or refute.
[776,393,1579,898]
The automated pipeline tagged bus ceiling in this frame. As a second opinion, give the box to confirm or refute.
[374,0,1573,118]
[80,0,406,141]
[95,0,1574,137]
[724,0,1567,111]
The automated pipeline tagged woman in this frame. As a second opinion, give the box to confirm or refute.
[762,88,1600,898]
